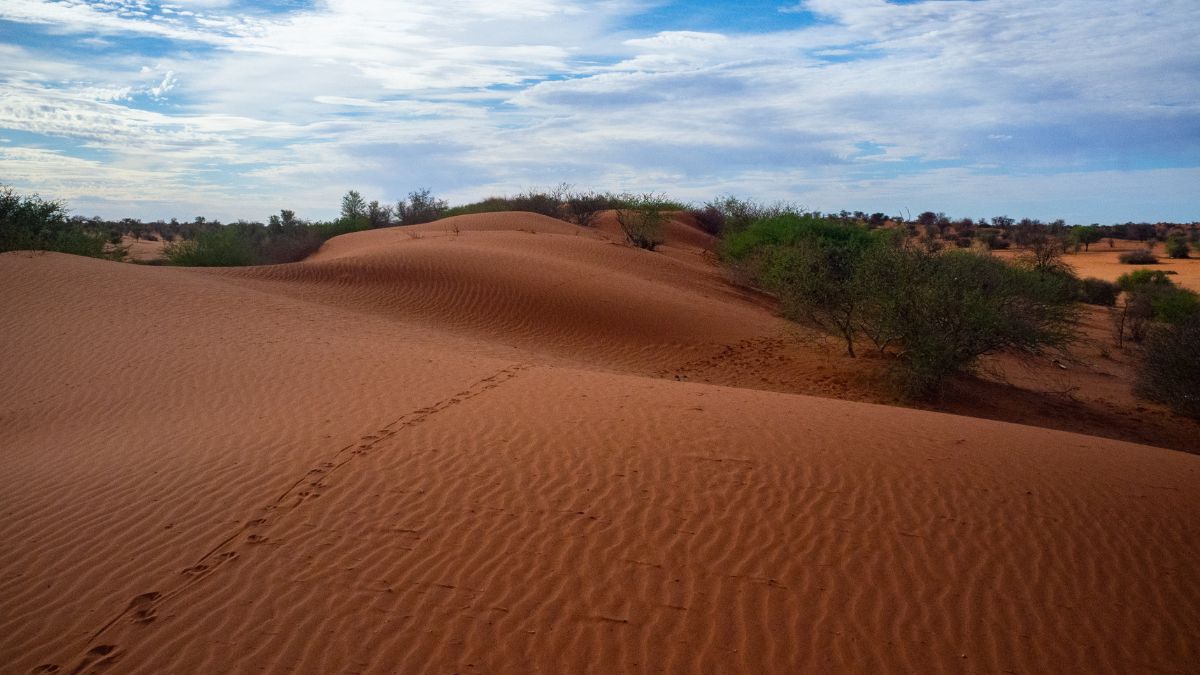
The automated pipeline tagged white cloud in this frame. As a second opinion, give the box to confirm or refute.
[0,0,1197,222]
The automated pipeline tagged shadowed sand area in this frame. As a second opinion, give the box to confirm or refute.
[2,213,1198,673]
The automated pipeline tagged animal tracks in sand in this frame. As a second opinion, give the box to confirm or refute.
[55,363,529,674]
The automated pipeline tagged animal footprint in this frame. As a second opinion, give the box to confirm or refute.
[246,534,268,544]
[72,645,119,672]
[127,592,161,625]
[181,564,208,576]
[30,665,59,673]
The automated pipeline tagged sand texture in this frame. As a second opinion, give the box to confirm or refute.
[2,213,1198,674]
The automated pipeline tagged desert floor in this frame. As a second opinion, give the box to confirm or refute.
[2,213,1197,673]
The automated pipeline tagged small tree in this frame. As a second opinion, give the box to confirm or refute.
[724,214,888,357]
[367,200,393,229]
[1072,225,1103,251]
[1018,228,1069,277]
[340,190,368,230]
[616,194,668,251]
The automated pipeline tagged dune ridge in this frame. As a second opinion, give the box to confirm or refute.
[2,213,1198,673]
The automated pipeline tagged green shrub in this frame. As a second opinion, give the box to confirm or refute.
[1134,313,1200,419]
[1118,248,1158,264]
[397,188,447,225]
[1077,277,1120,306]
[696,196,802,237]
[1166,235,1190,259]
[616,195,669,251]
[0,185,107,258]
[1113,269,1200,344]
[724,212,879,260]
[724,214,889,356]
[1151,287,1200,325]
[880,250,1078,399]
[165,226,257,266]
[723,216,1078,397]
[1118,269,1172,290]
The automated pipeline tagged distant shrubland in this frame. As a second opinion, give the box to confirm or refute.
[3,182,1197,412]
[0,186,110,258]
[721,212,1079,398]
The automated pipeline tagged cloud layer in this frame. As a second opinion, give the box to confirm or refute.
[1,0,1197,222]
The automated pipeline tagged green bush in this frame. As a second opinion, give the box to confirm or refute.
[165,226,257,266]
[693,196,803,237]
[1166,235,1190,259]
[0,185,107,257]
[880,250,1078,399]
[1151,287,1200,325]
[1118,269,1172,290]
[1118,248,1158,264]
[1134,313,1200,419]
[616,195,670,251]
[1113,269,1200,344]
[1077,277,1120,306]
[723,215,1078,398]
[397,188,447,225]
[724,214,889,356]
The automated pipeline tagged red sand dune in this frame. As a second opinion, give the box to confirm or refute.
[2,212,1198,673]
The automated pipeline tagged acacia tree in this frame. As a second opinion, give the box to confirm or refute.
[1072,225,1103,251]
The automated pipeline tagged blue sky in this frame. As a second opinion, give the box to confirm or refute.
[1,0,1197,223]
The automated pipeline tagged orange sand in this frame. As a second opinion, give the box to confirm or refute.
[1000,239,1200,291]
[2,213,1198,673]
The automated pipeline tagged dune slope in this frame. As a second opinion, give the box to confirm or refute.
[2,216,1198,673]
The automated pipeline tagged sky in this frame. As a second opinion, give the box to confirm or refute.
[1,0,1198,223]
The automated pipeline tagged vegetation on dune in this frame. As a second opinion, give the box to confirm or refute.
[1113,270,1200,343]
[616,194,672,250]
[722,212,1079,398]
[439,185,685,229]
[5,181,1198,414]
[690,196,809,237]
[396,188,448,225]
[1107,269,1200,418]
[0,186,109,258]
[1134,313,1200,419]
